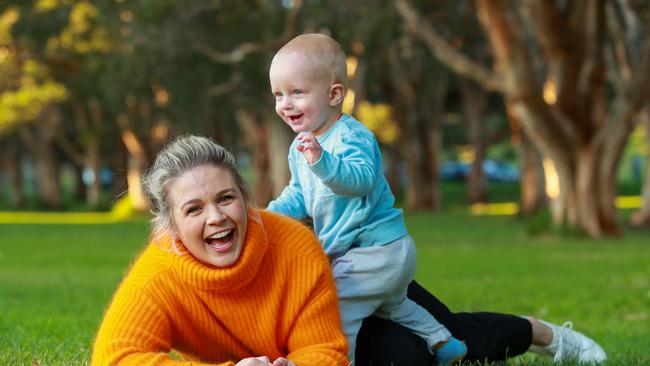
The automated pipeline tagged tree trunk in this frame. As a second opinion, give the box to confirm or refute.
[19,108,62,209]
[267,115,291,197]
[384,144,403,198]
[399,111,438,211]
[235,109,274,206]
[73,164,86,202]
[85,139,102,208]
[474,0,650,237]
[2,138,24,208]
[461,81,488,203]
[111,138,128,198]
[519,134,546,215]
[120,128,149,211]
[85,98,104,209]
[399,0,650,237]
[386,42,444,211]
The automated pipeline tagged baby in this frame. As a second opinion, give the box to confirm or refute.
[266,33,466,365]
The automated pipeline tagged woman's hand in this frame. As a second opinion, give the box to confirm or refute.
[235,356,273,365]
[272,357,296,366]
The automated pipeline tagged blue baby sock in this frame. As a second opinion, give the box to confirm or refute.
[435,337,467,365]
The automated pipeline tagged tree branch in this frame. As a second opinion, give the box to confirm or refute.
[191,0,302,64]
[208,72,243,97]
[605,1,632,85]
[522,0,573,59]
[393,0,503,92]
[476,0,575,160]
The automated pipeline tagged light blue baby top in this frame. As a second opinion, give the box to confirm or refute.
[267,114,407,258]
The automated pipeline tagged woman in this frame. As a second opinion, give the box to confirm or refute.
[355,284,607,365]
[92,135,348,366]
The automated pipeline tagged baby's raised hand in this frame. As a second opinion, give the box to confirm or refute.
[296,132,322,164]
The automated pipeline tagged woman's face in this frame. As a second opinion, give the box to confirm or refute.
[167,164,247,268]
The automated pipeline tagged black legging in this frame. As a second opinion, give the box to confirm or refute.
[355,281,533,365]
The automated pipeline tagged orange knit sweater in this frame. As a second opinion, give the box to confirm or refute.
[92,210,348,366]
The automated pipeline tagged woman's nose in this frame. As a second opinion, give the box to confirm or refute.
[206,205,226,224]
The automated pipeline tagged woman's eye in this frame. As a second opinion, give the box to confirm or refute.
[218,195,235,204]
[186,206,200,215]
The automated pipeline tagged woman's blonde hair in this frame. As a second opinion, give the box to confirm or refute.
[142,135,251,241]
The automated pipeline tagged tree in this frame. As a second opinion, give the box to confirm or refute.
[0,5,68,208]
[396,0,650,237]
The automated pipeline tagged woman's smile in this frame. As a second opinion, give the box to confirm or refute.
[168,164,248,268]
[205,229,235,252]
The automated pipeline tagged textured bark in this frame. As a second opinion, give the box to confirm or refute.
[475,0,649,237]
[399,0,650,237]
[519,135,546,215]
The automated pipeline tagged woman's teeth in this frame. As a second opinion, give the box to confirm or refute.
[208,230,232,240]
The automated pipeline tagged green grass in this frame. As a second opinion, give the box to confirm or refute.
[1,213,649,365]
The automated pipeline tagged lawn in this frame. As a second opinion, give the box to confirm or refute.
[0,211,649,365]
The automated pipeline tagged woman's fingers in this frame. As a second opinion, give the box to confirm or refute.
[272,357,296,366]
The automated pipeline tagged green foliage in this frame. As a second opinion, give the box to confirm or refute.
[0,7,68,133]
[0,78,67,131]
[1,213,649,365]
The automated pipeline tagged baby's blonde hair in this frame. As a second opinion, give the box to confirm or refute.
[273,33,348,87]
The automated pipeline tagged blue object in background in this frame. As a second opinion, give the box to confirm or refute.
[441,160,520,182]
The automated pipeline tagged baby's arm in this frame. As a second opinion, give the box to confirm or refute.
[304,131,377,197]
[267,153,308,220]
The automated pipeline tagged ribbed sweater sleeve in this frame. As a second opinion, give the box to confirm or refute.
[92,210,347,366]
[277,217,348,366]
[91,249,228,366]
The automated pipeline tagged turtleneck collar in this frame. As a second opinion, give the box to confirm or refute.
[171,209,268,292]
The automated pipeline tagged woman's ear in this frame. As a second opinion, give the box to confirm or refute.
[168,228,183,252]
[167,225,180,243]
[329,83,346,106]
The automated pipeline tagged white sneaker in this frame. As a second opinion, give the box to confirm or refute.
[541,320,607,364]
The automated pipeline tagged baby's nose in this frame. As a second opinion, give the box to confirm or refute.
[280,98,293,109]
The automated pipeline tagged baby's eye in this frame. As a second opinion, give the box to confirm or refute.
[291,89,303,95]
[273,91,283,99]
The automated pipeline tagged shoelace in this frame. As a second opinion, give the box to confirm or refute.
[553,321,575,362]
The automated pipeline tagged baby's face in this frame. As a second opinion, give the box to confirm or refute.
[270,52,339,135]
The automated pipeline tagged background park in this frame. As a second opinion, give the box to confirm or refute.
[1,0,649,365]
